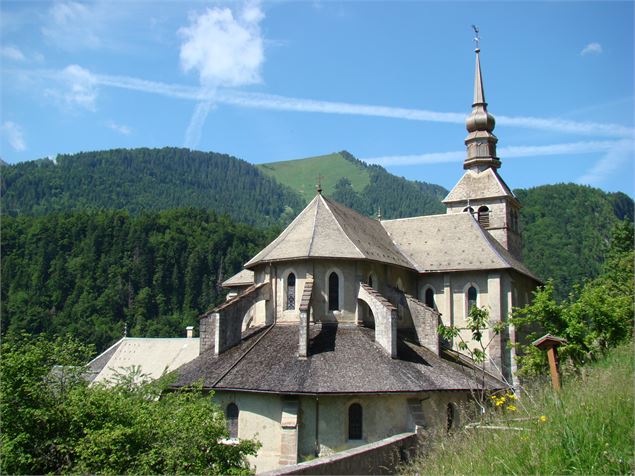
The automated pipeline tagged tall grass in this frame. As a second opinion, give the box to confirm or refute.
[402,343,634,475]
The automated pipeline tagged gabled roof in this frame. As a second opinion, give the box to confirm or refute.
[381,213,540,281]
[88,337,200,384]
[245,194,415,270]
[443,168,517,204]
[222,269,254,288]
[171,324,504,394]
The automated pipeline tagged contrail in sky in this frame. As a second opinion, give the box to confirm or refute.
[90,71,634,139]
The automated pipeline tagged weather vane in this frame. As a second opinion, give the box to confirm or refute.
[472,24,480,50]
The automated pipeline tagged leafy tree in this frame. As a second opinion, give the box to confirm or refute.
[512,220,634,377]
[0,334,259,475]
[438,306,505,411]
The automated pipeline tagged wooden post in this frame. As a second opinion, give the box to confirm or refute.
[546,346,560,391]
[532,334,567,392]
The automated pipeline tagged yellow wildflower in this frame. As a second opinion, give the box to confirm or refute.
[539,415,547,423]
[507,404,517,412]
[508,393,517,401]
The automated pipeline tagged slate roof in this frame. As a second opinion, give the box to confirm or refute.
[222,269,255,288]
[244,194,415,270]
[443,168,517,204]
[89,337,200,384]
[171,324,504,394]
[381,213,540,281]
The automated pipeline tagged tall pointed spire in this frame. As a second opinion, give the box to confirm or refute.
[464,28,501,171]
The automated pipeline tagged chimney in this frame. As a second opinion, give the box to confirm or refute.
[186,326,194,338]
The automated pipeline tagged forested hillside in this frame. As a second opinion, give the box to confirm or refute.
[1,210,274,351]
[259,151,448,217]
[2,149,632,348]
[0,148,303,226]
[515,184,633,299]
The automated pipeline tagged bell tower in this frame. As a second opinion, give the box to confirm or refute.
[443,34,522,259]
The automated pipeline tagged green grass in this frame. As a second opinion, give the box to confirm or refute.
[257,152,370,203]
[401,342,634,475]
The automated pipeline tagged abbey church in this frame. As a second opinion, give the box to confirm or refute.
[172,47,540,472]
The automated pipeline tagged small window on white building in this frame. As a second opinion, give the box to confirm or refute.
[477,206,490,228]
[286,273,296,310]
[467,285,478,315]
[446,403,457,432]
[348,403,363,440]
[328,272,340,311]
[226,403,239,439]
[425,287,435,309]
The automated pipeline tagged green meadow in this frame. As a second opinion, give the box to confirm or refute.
[402,342,634,475]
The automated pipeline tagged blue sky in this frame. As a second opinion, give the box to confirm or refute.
[1,1,634,195]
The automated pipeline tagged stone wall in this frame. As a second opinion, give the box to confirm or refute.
[262,432,419,476]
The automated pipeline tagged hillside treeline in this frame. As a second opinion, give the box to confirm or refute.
[1,210,273,351]
[0,148,303,226]
[332,151,447,217]
[515,184,633,300]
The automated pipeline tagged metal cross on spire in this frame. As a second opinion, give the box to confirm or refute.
[471,24,480,51]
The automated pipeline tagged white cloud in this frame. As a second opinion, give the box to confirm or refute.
[580,42,603,56]
[1,121,27,151]
[56,64,98,111]
[106,121,132,135]
[364,140,622,166]
[178,1,264,88]
[577,139,633,185]
[1,45,26,61]
[42,1,102,50]
[178,1,265,148]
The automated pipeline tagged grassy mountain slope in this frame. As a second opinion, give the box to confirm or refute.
[259,151,448,217]
[257,152,370,202]
[0,148,304,227]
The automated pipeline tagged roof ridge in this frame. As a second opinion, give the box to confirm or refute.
[489,168,518,201]
[319,195,365,258]
[306,194,320,255]
[380,213,457,224]
[244,195,320,267]
[467,214,513,269]
[88,337,125,365]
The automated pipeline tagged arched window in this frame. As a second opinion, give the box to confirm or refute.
[348,403,363,440]
[286,273,296,310]
[226,403,239,439]
[446,403,456,432]
[477,206,490,228]
[368,274,373,288]
[425,287,435,309]
[328,272,339,311]
[467,286,478,315]
[463,206,474,215]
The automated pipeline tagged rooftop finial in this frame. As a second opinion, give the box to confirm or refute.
[123,322,128,337]
[472,24,480,52]
[316,174,323,194]
[376,206,382,221]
